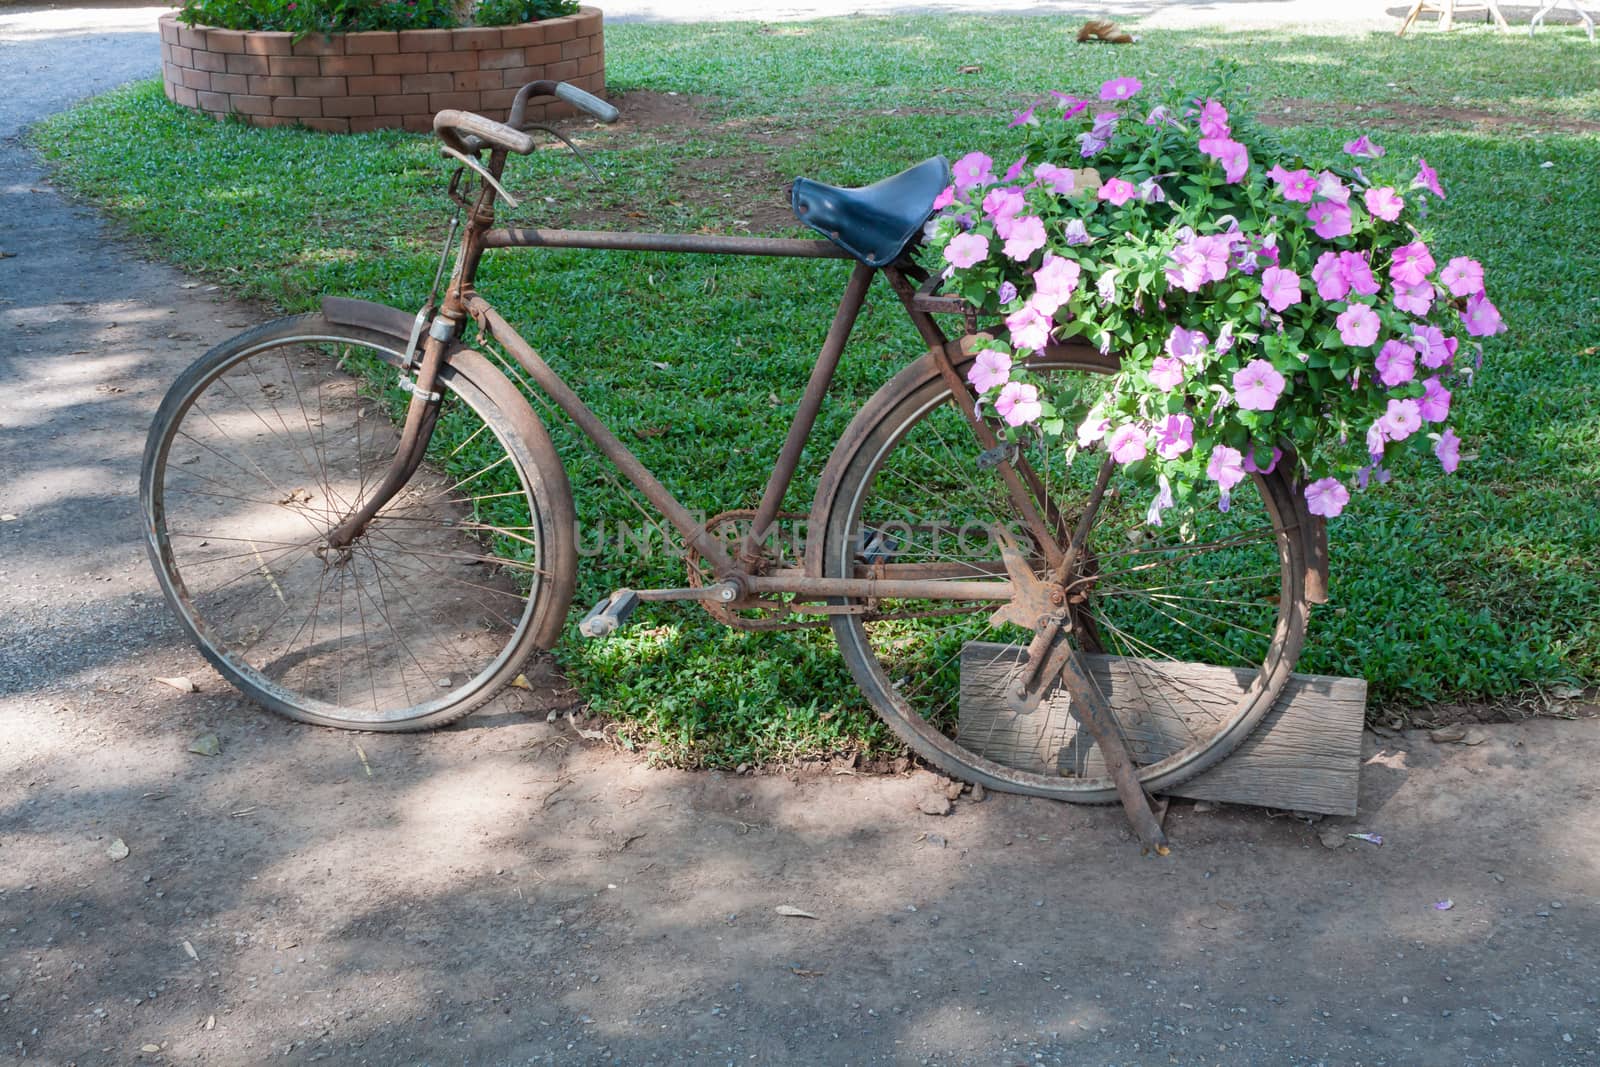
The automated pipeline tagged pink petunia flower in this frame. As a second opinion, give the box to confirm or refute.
[1420,376,1452,422]
[1008,106,1037,128]
[1378,397,1422,441]
[1366,420,1387,461]
[1267,165,1316,203]
[1304,477,1350,518]
[1148,355,1185,392]
[1005,303,1052,352]
[1343,134,1386,159]
[1375,340,1416,387]
[1138,177,1167,204]
[966,348,1012,394]
[1259,267,1302,313]
[1233,359,1286,411]
[1033,163,1077,195]
[995,381,1042,427]
[1077,415,1110,447]
[1002,216,1048,261]
[1166,324,1209,365]
[944,232,989,270]
[1062,219,1091,246]
[1146,474,1176,527]
[1413,157,1446,199]
[1197,99,1230,139]
[952,152,994,194]
[1390,242,1436,288]
[1393,280,1434,316]
[1099,76,1143,101]
[1003,154,1028,183]
[1412,325,1454,368]
[1032,253,1082,312]
[1243,445,1282,475]
[1339,252,1380,296]
[1312,251,1351,301]
[1153,414,1194,460]
[1207,445,1248,492]
[1315,171,1351,205]
[932,185,955,211]
[1097,177,1137,206]
[1307,202,1353,240]
[1440,256,1485,298]
[1199,137,1250,183]
[1336,303,1380,348]
[1435,427,1461,472]
[982,187,1025,227]
[1363,186,1404,222]
[1107,423,1149,464]
[1462,292,1507,337]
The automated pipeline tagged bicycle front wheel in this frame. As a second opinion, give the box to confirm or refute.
[141,313,575,730]
[817,344,1310,802]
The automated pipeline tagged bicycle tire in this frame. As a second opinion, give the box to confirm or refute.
[815,343,1310,802]
[141,312,575,731]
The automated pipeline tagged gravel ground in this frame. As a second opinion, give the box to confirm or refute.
[3,5,1599,1066]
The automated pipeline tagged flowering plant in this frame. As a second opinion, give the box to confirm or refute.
[924,75,1505,521]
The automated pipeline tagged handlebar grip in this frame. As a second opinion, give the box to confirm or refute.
[554,82,620,124]
[433,109,536,155]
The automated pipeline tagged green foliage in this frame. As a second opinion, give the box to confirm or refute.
[33,17,1600,762]
[177,0,572,33]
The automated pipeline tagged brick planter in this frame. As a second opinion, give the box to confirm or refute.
[159,7,604,134]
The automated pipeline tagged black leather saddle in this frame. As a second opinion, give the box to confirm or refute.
[791,156,952,268]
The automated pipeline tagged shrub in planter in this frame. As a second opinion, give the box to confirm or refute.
[176,0,579,33]
[925,74,1506,523]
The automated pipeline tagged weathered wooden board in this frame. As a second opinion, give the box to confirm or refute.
[957,642,1367,816]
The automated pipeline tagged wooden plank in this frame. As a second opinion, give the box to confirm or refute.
[957,642,1366,816]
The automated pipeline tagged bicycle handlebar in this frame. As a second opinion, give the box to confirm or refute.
[433,79,620,156]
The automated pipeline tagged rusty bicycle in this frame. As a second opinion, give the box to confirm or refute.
[141,79,1326,835]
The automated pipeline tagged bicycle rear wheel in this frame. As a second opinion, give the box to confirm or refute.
[816,344,1310,802]
[141,312,574,730]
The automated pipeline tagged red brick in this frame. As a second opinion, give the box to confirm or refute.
[476,47,524,70]
[248,74,295,96]
[322,95,376,117]
[160,16,179,43]
[400,29,452,52]
[522,43,560,66]
[427,50,477,73]
[498,24,546,48]
[349,74,401,95]
[244,31,293,56]
[180,67,212,91]
[401,113,434,133]
[573,9,602,36]
[453,28,501,49]
[344,31,399,55]
[429,91,483,111]
[207,29,246,54]
[294,76,346,97]
[210,72,249,94]
[168,44,194,67]
[374,93,429,115]
[479,87,517,112]
[252,115,293,127]
[291,34,343,57]
[560,37,590,61]
[196,90,232,114]
[373,52,427,75]
[351,115,403,132]
[273,96,323,117]
[269,55,320,76]
[173,84,199,108]
[162,78,177,101]
[542,19,577,44]
[231,94,273,115]
[401,72,454,94]
[225,52,270,75]
[545,58,578,81]
[177,25,208,50]
[193,49,228,73]
[576,53,601,77]
[303,117,351,133]
[320,54,372,76]
[452,69,504,92]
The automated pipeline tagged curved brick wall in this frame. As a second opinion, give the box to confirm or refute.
[159,7,604,133]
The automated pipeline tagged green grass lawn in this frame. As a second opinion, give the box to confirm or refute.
[36,16,1600,764]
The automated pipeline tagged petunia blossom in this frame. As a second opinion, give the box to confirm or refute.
[1031,254,1082,316]
[1002,216,1048,261]
[1363,186,1404,222]
[1412,325,1455,368]
[932,185,955,211]
[1312,252,1351,301]
[982,187,1026,227]
[1304,477,1350,518]
[943,232,989,270]
[1207,445,1248,494]
[1233,359,1286,411]
[1315,171,1351,205]
[1393,280,1433,316]
[1420,376,1452,422]
[1267,165,1316,203]
[1462,292,1507,337]
[1152,413,1194,459]
[1062,219,1091,246]
[1146,474,1176,527]
[1138,177,1167,203]
[1077,415,1110,447]
[1343,134,1386,159]
[1199,137,1250,183]
[1003,154,1028,183]
[1375,340,1416,387]
[967,348,1012,394]
[1259,267,1302,313]
[1107,423,1149,464]
[1378,397,1422,441]
[1243,445,1282,475]
[1148,355,1185,392]
[951,151,994,193]
[1413,157,1446,199]
[996,280,1018,305]
[1307,201,1353,240]
[994,381,1043,427]
[1336,303,1381,348]
[1339,251,1380,296]
[1033,163,1077,195]
[1166,324,1209,365]
[1434,427,1461,472]
[1097,177,1137,206]
[1099,76,1143,101]
[1005,303,1052,352]
[1008,106,1037,128]
[1389,242,1436,287]
[1197,99,1230,139]
[1440,256,1485,298]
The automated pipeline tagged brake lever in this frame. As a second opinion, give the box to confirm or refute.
[523,123,603,181]
[440,145,520,207]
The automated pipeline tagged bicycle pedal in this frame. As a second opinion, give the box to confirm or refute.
[578,589,641,639]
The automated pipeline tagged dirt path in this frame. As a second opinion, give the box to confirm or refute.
[3,7,1600,1067]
